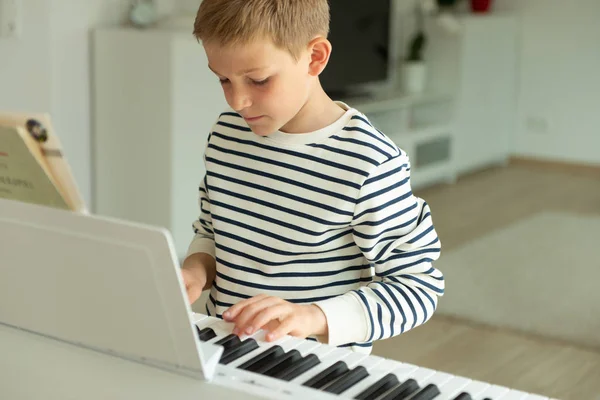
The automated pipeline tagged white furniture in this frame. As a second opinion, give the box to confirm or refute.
[92,28,227,260]
[425,13,519,175]
[345,91,457,190]
[0,198,552,400]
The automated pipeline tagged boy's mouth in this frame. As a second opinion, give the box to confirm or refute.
[244,115,263,122]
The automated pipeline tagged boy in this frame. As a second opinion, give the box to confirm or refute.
[181,0,444,354]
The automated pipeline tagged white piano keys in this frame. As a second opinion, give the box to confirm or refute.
[478,384,510,399]
[288,347,352,385]
[436,376,472,400]
[454,380,490,399]
[341,358,400,398]
[193,314,551,400]
[389,362,422,382]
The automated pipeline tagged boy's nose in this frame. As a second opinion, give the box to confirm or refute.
[228,87,252,112]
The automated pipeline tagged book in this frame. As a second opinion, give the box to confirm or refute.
[0,112,87,213]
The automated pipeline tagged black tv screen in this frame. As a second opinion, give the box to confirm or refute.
[320,0,391,96]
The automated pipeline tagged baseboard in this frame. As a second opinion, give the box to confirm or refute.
[509,156,600,178]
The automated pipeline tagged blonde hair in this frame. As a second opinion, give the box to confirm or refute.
[193,0,330,60]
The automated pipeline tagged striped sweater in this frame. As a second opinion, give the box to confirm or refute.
[187,102,444,354]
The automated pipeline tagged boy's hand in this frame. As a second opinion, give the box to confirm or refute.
[223,294,328,342]
[181,267,206,304]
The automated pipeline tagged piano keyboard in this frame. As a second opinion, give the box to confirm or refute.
[193,314,554,400]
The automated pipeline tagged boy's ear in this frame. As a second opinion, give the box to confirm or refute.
[307,37,332,77]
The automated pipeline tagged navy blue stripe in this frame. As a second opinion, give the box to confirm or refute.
[211,131,369,177]
[212,213,353,247]
[407,225,435,244]
[207,171,354,217]
[401,275,445,294]
[417,286,436,311]
[375,248,441,265]
[368,237,438,263]
[218,256,369,279]
[357,176,411,205]
[209,142,361,190]
[344,124,397,153]
[354,185,412,220]
[209,185,350,227]
[353,206,419,240]
[373,289,395,339]
[363,162,408,186]
[389,281,417,331]
[376,304,384,340]
[354,290,376,342]
[213,281,340,303]
[405,284,427,329]
[307,143,380,166]
[220,111,242,119]
[216,242,363,267]
[207,156,356,203]
[216,271,370,292]
[330,135,392,158]
[378,283,407,334]
[353,203,418,229]
[215,227,355,257]
[217,120,252,132]
[211,199,350,237]
[378,258,435,277]
[339,342,373,348]
[392,237,439,254]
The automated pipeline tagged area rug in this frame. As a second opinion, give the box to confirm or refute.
[435,211,600,349]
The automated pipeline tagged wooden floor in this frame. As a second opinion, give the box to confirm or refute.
[372,163,600,400]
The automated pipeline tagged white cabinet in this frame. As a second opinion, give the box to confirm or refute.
[92,28,226,259]
[426,14,518,175]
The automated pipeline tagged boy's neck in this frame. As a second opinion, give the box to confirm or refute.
[279,83,345,134]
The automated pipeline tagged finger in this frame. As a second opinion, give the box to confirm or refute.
[246,303,291,336]
[235,297,283,335]
[265,317,296,342]
[260,320,280,332]
[223,294,268,321]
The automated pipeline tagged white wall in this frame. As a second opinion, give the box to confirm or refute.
[498,0,600,165]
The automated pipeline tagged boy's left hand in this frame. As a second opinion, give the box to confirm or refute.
[223,294,328,342]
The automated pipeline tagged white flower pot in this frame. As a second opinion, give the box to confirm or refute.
[402,62,427,94]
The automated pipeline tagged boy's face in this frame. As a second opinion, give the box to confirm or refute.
[204,39,313,136]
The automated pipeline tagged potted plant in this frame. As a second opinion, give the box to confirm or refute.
[402,4,428,94]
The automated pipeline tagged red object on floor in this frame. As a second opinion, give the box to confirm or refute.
[471,0,492,13]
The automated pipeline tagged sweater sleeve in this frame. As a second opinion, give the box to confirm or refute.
[186,137,216,259]
[314,153,444,346]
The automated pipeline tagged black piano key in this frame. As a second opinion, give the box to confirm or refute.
[323,365,369,394]
[196,327,216,342]
[237,345,284,373]
[214,334,241,350]
[452,393,473,400]
[355,373,400,400]
[303,360,349,389]
[271,354,321,381]
[410,383,441,400]
[219,338,259,365]
[379,378,420,400]
[259,349,302,376]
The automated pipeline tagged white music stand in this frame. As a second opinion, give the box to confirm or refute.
[0,198,222,381]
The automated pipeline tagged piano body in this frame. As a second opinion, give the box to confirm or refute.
[0,199,554,400]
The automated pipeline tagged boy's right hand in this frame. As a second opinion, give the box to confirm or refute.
[181,267,206,304]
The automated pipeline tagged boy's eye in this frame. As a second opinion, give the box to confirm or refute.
[252,78,270,86]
